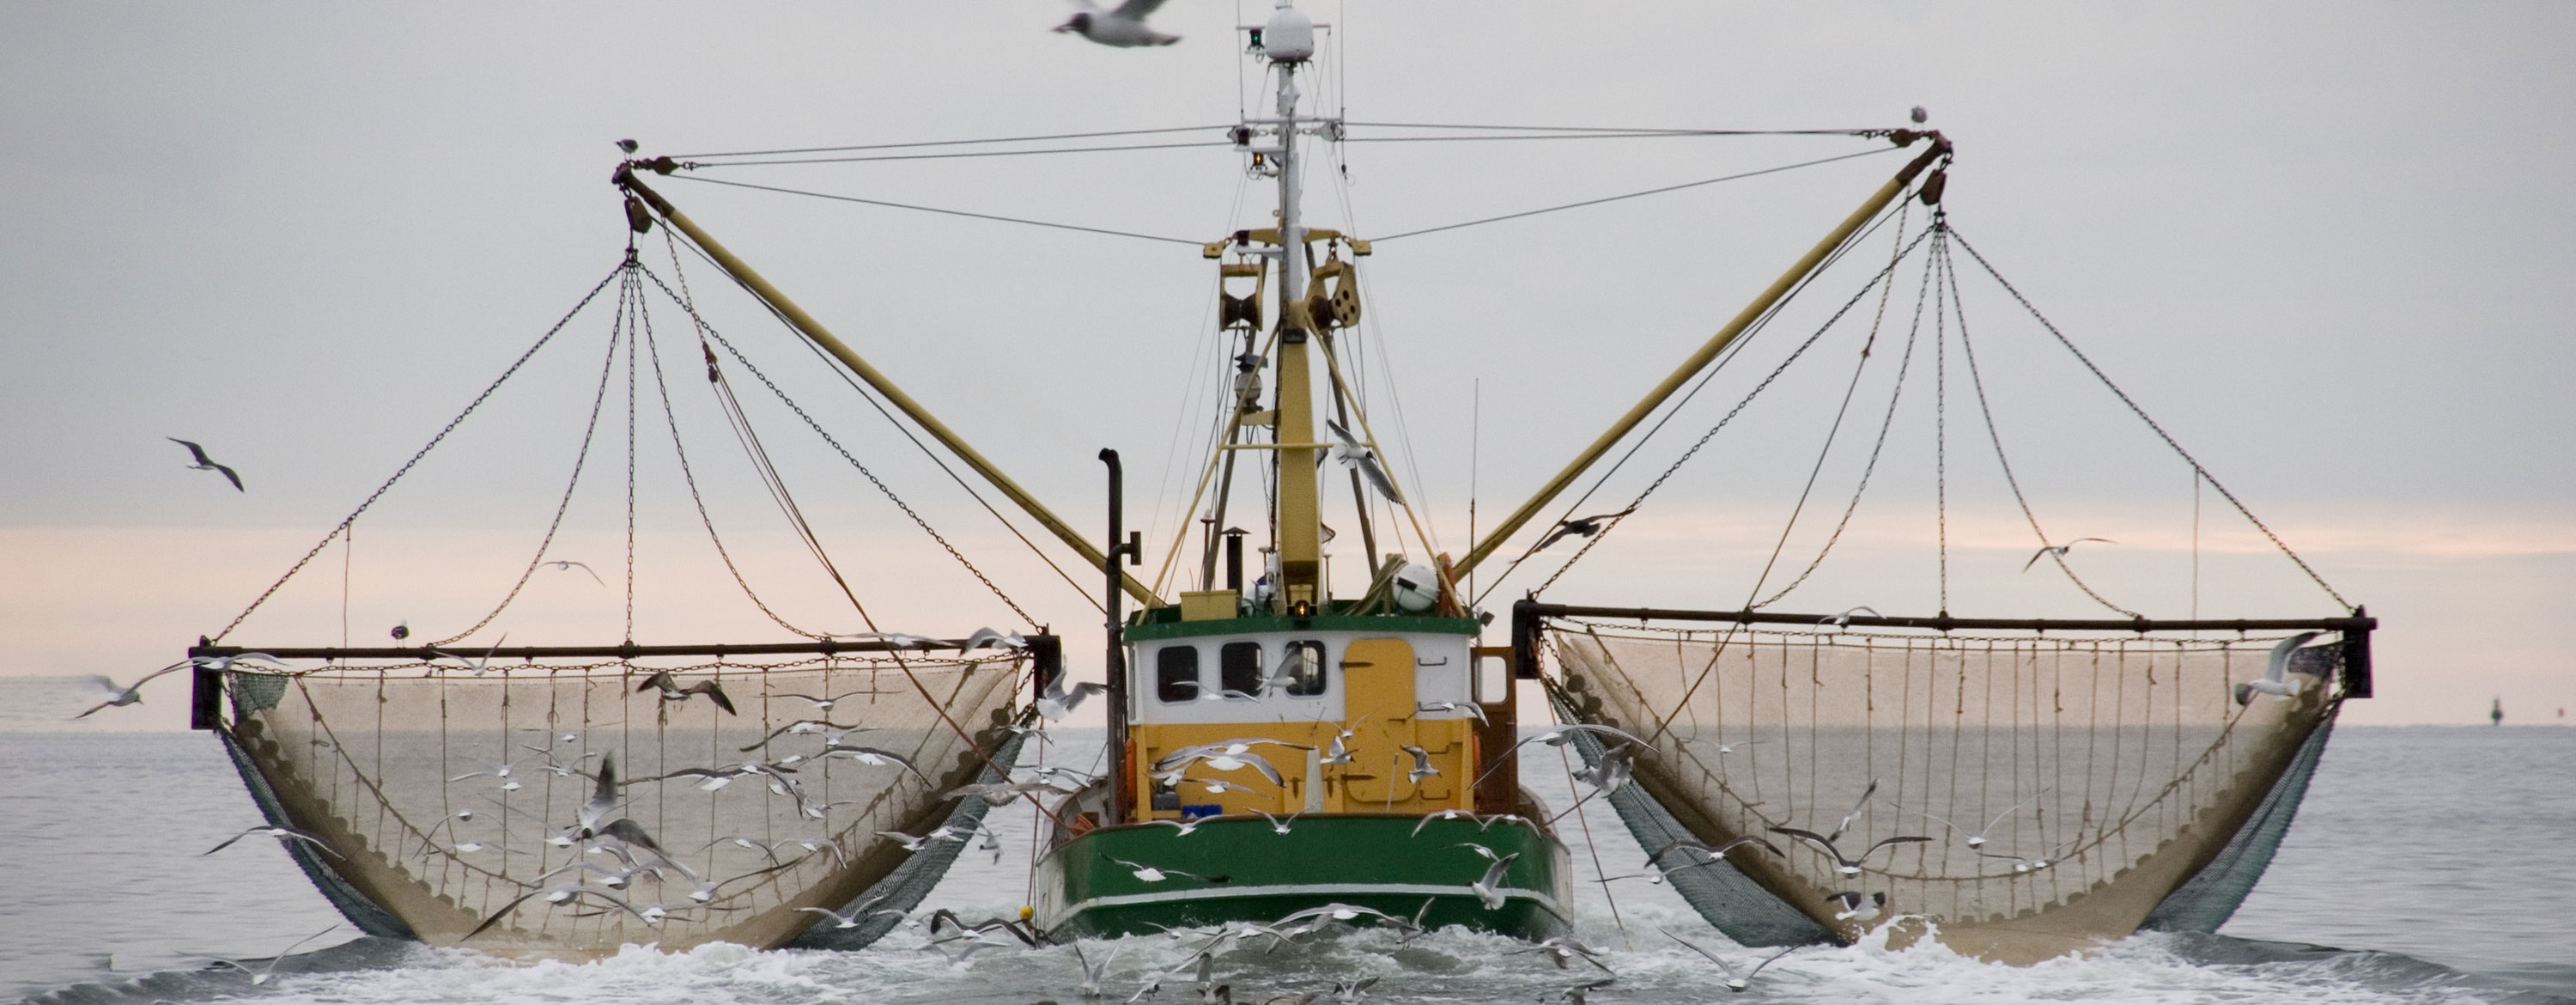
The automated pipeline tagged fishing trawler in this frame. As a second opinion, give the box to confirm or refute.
[182,0,2374,965]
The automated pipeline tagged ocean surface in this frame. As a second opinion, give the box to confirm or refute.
[3,719,2570,1004]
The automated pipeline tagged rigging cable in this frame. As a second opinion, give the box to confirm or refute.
[1945,229,2354,612]
[641,267,1064,827]
[638,265,1038,627]
[1747,202,1933,609]
[1372,146,1899,242]
[664,125,1236,161]
[658,229,1104,614]
[1942,232,2140,618]
[1476,203,1924,603]
[677,139,1235,169]
[665,175,1204,246]
[1521,223,1937,602]
[208,262,624,645]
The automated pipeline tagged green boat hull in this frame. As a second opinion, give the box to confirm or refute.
[1034,814,1573,941]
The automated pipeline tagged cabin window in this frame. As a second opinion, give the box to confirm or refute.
[1219,642,1264,697]
[1282,640,1327,697]
[1156,645,1201,704]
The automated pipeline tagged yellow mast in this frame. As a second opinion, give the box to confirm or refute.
[1452,136,1951,579]
[615,166,1162,607]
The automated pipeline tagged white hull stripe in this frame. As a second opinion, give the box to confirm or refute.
[1059,881,1567,918]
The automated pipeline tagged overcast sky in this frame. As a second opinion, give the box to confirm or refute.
[3,2,2569,728]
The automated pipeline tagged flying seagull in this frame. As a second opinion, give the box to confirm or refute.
[1467,849,1519,909]
[1660,928,1800,993]
[71,661,192,719]
[203,824,343,859]
[1534,508,1637,552]
[433,634,508,677]
[544,559,605,586]
[1820,606,1880,628]
[2237,631,2323,705]
[1769,828,1930,878]
[1108,856,1204,883]
[1039,678,1110,722]
[2022,538,2115,572]
[199,924,340,986]
[1898,787,2052,849]
[167,437,243,491]
[1825,890,1886,922]
[1325,419,1401,502]
[1054,0,1179,47]
[637,669,737,715]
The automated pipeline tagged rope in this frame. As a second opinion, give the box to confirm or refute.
[427,268,630,649]
[1345,122,1896,137]
[1373,147,1899,241]
[1750,210,1932,607]
[640,276,832,638]
[1943,234,2140,618]
[635,265,1037,626]
[207,263,623,643]
[1945,229,2353,611]
[658,230,1103,614]
[1516,224,1939,599]
[664,125,1236,161]
[678,139,1235,168]
[666,176,1205,246]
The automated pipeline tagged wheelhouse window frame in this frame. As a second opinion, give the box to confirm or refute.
[1281,639,1328,697]
[1155,644,1202,704]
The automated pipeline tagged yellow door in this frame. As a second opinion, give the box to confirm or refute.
[1340,637,1416,807]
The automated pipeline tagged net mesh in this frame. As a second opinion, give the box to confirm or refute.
[217,654,1024,953]
[1547,619,2342,961]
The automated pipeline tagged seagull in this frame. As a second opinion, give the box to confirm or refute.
[447,758,525,791]
[1910,106,1929,125]
[465,883,653,940]
[1075,942,1118,997]
[1825,890,1886,922]
[1398,744,1440,783]
[1534,507,1637,552]
[1324,419,1401,502]
[820,744,931,783]
[1142,817,1206,838]
[204,824,343,859]
[772,691,872,715]
[1249,808,1302,835]
[1416,701,1487,724]
[1650,836,1783,871]
[389,621,409,642]
[878,829,966,853]
[544,559,605,586]
[1571,744,1635,795]
[1978,848,2062,874]
[739,718,872,751]
[1898,787,2052,849]
[1548,977,1617,1004]
[2238,631,2323,705]
[950,779,1060,806]
[963,627,1030,652]
[1660,928,1800,993]
[1820,606,1881,628]
[636,669,737,715]
[167,437,244,491]
[1686,737,1765,755]
[1469,850,1520,909]
[795,894,896,929]
[1768,828,1930,878]
[1108,856,1203,883]
[616,138,639,154]
[199,924,339,986]
[1054,0,1179,47]
[1157,747,1285,787]
[1510,936,1613,973]
[1040,679,1111,721]
[2022,538,2115,572]
[433,634,508,677]
[70,661,191,719]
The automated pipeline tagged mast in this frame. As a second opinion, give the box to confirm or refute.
[1261,0,1324,611]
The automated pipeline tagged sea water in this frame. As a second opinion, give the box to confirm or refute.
[3,716,2570,1004]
